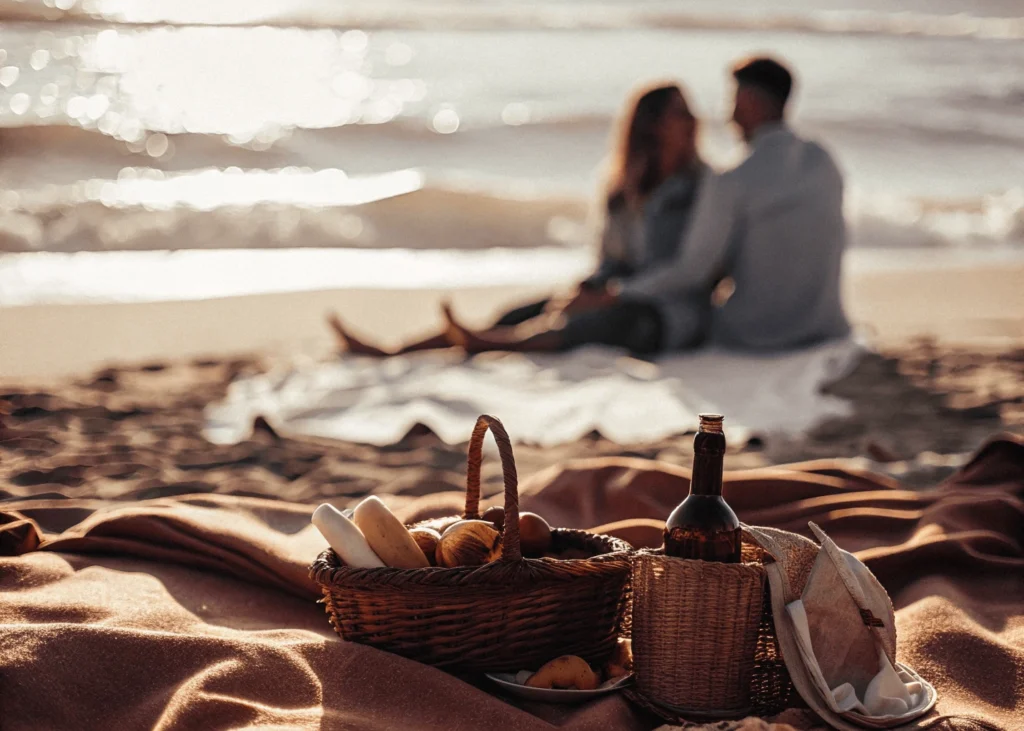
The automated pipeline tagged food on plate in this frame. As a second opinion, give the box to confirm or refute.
[602,637,632,681]
[525,655,598,691]
[608,638,632,669]
[352,496,430,569]
[311,503,385,569]
[435,519,501,568]
[597,675,627,689]
[605,662,629,681]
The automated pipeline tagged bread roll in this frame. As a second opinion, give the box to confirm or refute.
[434,520,500,568]
[409,527,441,565]
[312,504,385,569]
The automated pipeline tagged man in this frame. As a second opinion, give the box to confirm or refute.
[437,56,850,355]
[602,56,852,351]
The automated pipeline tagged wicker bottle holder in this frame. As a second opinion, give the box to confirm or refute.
[628,532,799,721]
[310,414,633,672]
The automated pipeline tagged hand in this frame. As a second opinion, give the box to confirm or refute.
[561,286,617,315]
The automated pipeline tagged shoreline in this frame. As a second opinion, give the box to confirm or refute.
[1,249,1022,381]
[3,247,1023,308]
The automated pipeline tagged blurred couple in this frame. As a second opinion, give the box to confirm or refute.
[329,56,850,358]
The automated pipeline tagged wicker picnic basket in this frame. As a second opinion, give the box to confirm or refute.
[310,414,633,672]
[627,531,803,721]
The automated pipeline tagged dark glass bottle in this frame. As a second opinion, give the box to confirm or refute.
[663,414,742,562]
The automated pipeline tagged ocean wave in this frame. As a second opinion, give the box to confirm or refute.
[0,166,1020,255]
[847,188,1024,251]
[955,86,1024,111]
[3,105,1020,184]
[0,167,589,253]
[0,1,1021,41]
[0,116,610,166]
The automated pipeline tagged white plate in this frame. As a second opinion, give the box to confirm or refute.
[485,672,634,704]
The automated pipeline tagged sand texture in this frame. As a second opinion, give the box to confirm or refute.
[2,343,1020,503]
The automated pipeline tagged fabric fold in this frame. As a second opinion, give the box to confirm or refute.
[0,434,1021,730]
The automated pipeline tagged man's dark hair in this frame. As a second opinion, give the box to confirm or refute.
[732,57,793,111]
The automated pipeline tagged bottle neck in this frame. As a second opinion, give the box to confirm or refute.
[689,430,725,496]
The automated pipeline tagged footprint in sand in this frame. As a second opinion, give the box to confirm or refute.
[125,481,218,500]
[0,416,60,453]
[175,444,259,470]
[11,464,89,487]
[93,462,161,481]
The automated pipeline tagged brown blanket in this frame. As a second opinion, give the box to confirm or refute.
[1,435,1021,730]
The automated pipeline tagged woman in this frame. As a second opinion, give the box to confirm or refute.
[329,82,705,357]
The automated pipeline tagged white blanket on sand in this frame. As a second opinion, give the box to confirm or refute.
[205,339,865,447]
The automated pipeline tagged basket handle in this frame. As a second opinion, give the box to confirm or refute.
[465,414,521,563]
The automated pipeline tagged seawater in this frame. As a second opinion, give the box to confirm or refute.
[0,0,1021,302]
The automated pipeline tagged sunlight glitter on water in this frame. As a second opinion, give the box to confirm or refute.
[3,247,1022,308]
[0,168,422,210]
[97,168,424,211]
[0,23,432,149]
[0,247,592,305]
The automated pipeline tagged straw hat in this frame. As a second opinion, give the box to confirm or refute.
[747,524,936,730]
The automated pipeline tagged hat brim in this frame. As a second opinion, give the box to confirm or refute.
[766,561,938,730]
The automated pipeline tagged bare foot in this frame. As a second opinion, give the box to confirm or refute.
[441,302,489,353]
[326,312,390,357]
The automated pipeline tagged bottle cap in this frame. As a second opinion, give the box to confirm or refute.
[698,413,724,434]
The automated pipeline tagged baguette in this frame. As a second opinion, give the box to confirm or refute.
[312,503,385,568]
[353,496,430,569]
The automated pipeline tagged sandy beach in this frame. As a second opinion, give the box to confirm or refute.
[2,5,1023,729]
[1,0,1021,497]
[2,271,1022,728]
[2,255,1021,504]
[3,253,1022,380]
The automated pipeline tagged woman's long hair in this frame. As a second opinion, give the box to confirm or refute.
[604,83,694,212]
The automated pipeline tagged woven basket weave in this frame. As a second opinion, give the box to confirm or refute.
[629,535,797,720]
[310,414,633,672]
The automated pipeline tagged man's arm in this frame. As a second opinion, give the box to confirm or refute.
[581,259,629,291]
[614,172,739,300]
